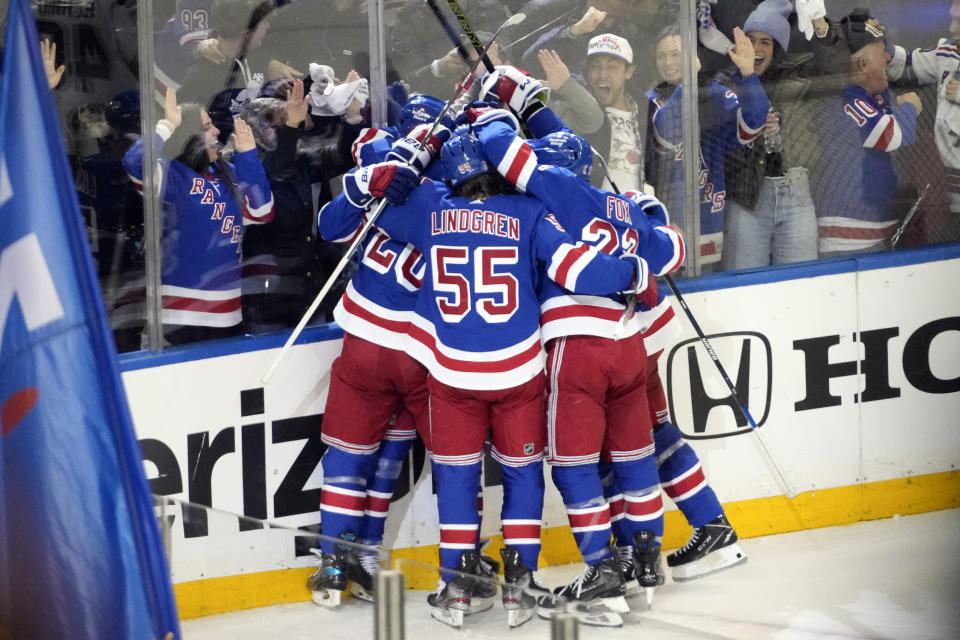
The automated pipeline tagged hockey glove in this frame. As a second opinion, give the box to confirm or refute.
[619,253,659,308]
[386,123,452,173]
[624,190,670,227]
[455,103,521,133]
[342,161,419,209]
[480,66,550,121]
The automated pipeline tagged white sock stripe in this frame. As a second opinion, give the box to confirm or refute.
[503,538,541,545]
[625,507,664,522]
[440,524,480,531]
[502,519,543,526]
[570,523,612,533]
[320,505,365,517]
[565,504,609,515]
[323,485,367,498]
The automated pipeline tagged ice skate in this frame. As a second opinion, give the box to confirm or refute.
[348,546,381,603]
[500,547,551,628]
[536,557,628,627]
[427,551,494,628]
[668,514,747,582]
[306,548,347,607]
[633,530,665,607]
[615,545,642,601]
[477,537,501,578]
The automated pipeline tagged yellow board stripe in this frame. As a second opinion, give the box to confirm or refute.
[175,470,960,619]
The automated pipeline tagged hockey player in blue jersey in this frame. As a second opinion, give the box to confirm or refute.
[364,124,653,628]
[308,96,452,607]
[123,88,274,345]
[480,69,747,596]
[467,77,685,614]
[350,93,450,180]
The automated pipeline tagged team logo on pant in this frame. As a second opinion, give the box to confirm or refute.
[665,332,772,440]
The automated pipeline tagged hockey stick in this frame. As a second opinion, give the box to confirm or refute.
[426,0,473,64]
[445,0,498,74]
[260,29,508,386]
[592,150,798,499]
[502,6,579,53]
[890,182,930,248]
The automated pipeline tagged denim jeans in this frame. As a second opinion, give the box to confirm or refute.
[722,167,818,270]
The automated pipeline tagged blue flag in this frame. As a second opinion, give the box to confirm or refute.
[0,0,180,637]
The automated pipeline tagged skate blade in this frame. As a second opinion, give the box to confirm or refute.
[596,595,629,614]
[350,583,374,603]
[645,587,655,607]
[430,607,464,628]
[568,604,624,628]
[671,543,747,583]
[311,589,342,608]
[506,607,536,628]
[466,596,495,615]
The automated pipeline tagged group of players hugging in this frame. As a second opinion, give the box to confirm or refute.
[305,60,749,630]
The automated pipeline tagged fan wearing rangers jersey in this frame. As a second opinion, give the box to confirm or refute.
[480,69,747,594]
[308,95,452,607]
[817,14,921,256]
[123,88,274,345]
[886,0,960,220]
[647,28,769,267]
[369,125,649,628]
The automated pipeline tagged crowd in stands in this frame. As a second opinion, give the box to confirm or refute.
[33,0,958,350]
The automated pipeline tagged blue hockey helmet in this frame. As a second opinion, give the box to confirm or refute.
[398,94,446,136]
[441,126,492,187]
[528,131,593,180]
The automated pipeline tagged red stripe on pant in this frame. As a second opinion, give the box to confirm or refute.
[502,522,541,541]
[663,466,706,501]
[568,506,611,530]
[626,493,663,518]
[321,487,366,512]
[366,494,391,516]
[608,496,625,520]
[440,527,479,546]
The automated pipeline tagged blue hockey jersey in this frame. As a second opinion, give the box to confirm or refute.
[374,180,638,391]
[816,85,918,253]
[317,122,448,350]
[123,130,274,328]
[647,76,768,263]
[317,193,426,351]
[475,120,685,343]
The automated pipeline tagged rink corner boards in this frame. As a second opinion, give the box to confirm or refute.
[174,469,959,619]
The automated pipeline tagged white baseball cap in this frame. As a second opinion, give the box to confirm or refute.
[587,33,633,65]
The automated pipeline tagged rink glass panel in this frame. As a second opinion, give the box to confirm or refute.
[11,0,958,346]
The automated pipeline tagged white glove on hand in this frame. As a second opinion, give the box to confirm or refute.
[795,0,827,41]
[619,254,651,296]
[481,66,550,116]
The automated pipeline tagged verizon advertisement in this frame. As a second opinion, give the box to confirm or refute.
[122,258,960,583]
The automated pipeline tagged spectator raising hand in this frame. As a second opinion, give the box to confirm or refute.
[538,49,570,91]
[726,27,757,77]
[40,38,65,89]
[232,118,257,153]
[570,6,607,37]
[285,79,310,128]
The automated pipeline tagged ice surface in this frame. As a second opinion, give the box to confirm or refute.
[181,509,960,639]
